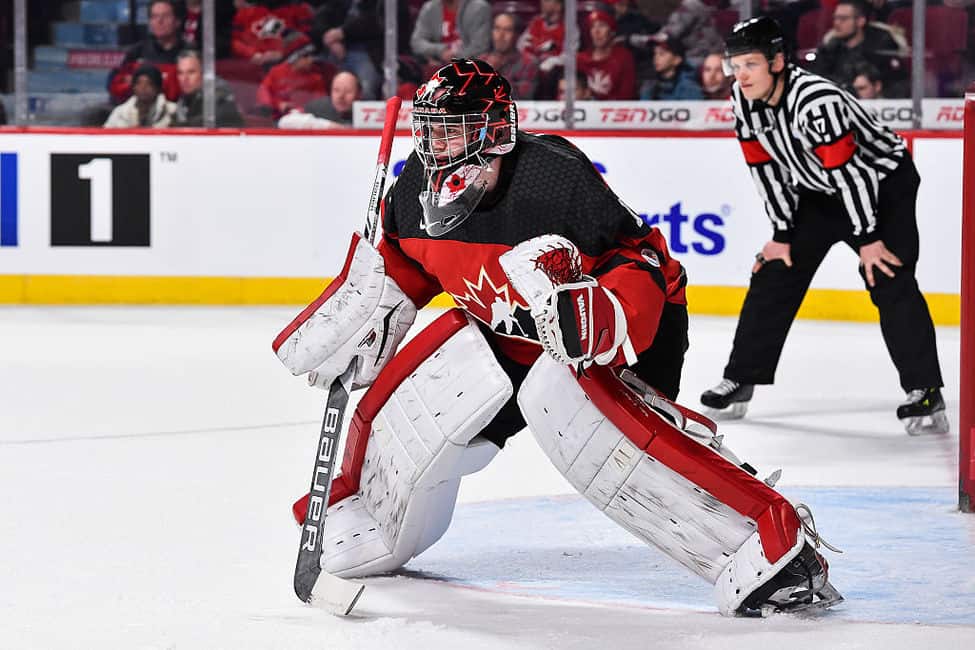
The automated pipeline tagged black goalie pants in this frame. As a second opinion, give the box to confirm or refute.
[723,154,943,392]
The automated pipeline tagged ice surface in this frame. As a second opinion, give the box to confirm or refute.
[0,306,972,649]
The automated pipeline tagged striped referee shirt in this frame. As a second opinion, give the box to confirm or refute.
[732,65,906,245]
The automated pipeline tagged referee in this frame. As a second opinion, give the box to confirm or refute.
[699,17,948,435]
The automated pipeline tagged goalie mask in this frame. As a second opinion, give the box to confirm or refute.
[412,59,518,237]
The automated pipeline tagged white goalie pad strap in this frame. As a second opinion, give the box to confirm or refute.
[272,232,417,388]
[517,355,805,604]
[323,310,513,578]
[597,287,636,367]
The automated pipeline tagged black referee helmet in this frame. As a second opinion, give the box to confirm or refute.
[724,16,787,62]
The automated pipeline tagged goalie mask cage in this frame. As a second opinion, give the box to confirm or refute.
[961,86,975,512]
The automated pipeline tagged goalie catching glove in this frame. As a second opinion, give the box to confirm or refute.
[536,277,630,368]
[499,234,634,369]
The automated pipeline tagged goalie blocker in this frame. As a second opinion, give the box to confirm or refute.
[277,238,840,616]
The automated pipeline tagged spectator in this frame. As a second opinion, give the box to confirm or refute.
[410,0,492,66]
[656,0,725,68]
[519,0,565,66]
[575,10,637,100]
[556,68,593,100]
[613,0,660,45]
[479,13,540,99]
[311,0,410,101]
[760,0,819,46]
[700,51,732,99]
[811,0,908,96]
[280,70,362,128]
[181,0,235,57]
[231,0,314,66]
[611,0,659,83]
[104,65,177,128]
[172,50,245,127]
[850,61,885,98]
[640,33,703,99]
[108,0,184,103]
[271,1,314,35]
[256,41,335,119]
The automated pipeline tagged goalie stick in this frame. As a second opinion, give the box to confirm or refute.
[293,95,402,613]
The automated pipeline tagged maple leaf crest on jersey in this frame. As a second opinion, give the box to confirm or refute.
[450,266,536,340]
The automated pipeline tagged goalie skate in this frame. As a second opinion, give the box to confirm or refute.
[741,542,844,617]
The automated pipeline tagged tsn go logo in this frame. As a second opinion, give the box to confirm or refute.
[50,153,151,246]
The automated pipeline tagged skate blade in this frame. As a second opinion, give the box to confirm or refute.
[904,411,949,436]
[760,581,844,617]
[704,401,749,421]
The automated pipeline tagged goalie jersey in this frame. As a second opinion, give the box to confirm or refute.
[379,132,688,368]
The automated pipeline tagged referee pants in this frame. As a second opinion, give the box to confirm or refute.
[723,154,944,392]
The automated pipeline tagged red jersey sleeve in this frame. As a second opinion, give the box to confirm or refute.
[589,227,685,358]
[377,194,444,307]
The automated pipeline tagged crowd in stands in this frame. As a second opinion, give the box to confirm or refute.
[94,0,975,128]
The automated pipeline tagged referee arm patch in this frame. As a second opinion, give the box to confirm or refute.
[813,131,857,169]
[739,139,772,166]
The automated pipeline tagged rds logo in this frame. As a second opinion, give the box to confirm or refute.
[640,203,727,255]
[592,161,726,256]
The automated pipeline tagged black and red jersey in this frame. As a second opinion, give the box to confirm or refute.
[379,132,686,366]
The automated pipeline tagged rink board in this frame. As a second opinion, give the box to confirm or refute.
[0,129,961,323]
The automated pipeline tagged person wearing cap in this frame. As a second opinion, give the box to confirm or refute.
[576,9,637,100]
[256,39,336,119]
[104,64,177,128]
[639,33,703,100]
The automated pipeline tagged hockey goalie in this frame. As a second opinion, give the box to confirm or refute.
[272,58,842,616]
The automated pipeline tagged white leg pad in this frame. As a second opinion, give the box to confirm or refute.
[322,311,512,577]
[517,355,809,614]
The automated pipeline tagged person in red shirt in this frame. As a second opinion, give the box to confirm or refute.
[232,0,314,66]
[256,42,335,119]
[576,9,637,100]
[518,0,565,65]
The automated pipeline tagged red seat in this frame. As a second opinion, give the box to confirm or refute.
[796,7,832,50]
[888,7,968,94]
[215,58,265,83]
[888,6,967,55]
